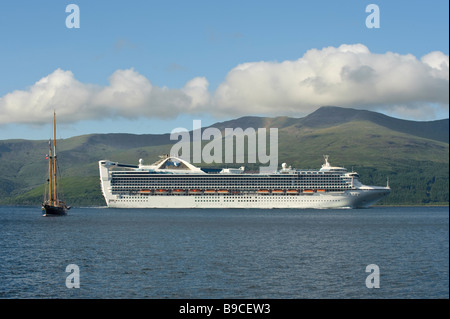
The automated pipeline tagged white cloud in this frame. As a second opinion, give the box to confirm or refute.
[182,77,211,110]
[212,44,449,119]
[0,68,207,124]
[92,68,193,119]
[0,69,96,124]
[0,44,448,125]
[421,51,449,71]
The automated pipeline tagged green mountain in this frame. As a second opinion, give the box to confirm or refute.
[0,106,448,206]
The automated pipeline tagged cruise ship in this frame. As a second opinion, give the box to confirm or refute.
[98,155,390,209]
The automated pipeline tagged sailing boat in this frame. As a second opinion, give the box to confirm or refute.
[42,111,70,216]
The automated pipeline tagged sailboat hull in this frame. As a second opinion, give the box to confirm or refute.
[42,204,69,216]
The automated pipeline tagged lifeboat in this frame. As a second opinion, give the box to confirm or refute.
[204,190,216,194]
[155,189,168,194]
[286,190,299,195]
[172,189,185,194]
[217,190,229,194]
[139,189,152,194]
[303,189,314,194]
[272,190,284,194]
[189,189,202,194]
[317,189,326,193]
[257,189,270,194]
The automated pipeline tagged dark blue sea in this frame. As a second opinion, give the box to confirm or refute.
[0,206,448,299]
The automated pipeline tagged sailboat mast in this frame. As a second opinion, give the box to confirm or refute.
[53,111,58,204]
[48,140,53,204]
[42,110,69,215]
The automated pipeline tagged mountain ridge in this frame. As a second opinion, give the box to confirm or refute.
[197,105,449,144]
[299,106,449,143]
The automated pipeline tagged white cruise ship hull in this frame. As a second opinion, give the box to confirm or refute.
[103,189,390,209]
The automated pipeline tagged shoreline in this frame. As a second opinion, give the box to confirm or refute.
[373,204,449,207]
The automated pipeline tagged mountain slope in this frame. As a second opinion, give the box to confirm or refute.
[0,106,448,206]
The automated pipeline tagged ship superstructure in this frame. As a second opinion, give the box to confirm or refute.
[98,155,390,209]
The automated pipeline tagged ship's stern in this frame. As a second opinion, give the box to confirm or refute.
[98,160,114,207]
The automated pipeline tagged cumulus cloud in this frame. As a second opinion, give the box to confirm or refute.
[0,68,209,124]
[212,44,449,119]
[0,69,96,124]
[0,44,448,125]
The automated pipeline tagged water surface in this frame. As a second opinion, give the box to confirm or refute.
[0,206,448,298]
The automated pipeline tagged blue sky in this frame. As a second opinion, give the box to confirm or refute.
[0,0,448,140]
